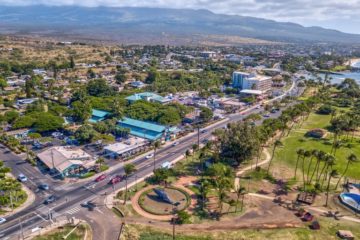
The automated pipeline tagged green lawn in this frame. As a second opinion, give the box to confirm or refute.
[33,224,89,240]
[273,111,360,180]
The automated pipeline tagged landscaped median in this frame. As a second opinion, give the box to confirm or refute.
[138,186,191,216]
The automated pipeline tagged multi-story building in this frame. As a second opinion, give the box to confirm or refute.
[232,71,272,92]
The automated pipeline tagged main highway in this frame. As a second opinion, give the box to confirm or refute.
[0,80,301,239]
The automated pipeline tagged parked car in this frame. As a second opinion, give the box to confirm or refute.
[0,218,6,224]
[263,114,270,118]
[95,174,107,182]
[109,175,122,184]
[38,183,49,190]
[172,142,179,146]
[44,195,56,204]
[146,153,154,159]
[17,174,28,182]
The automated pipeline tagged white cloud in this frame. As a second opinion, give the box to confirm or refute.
[0,0,359,33]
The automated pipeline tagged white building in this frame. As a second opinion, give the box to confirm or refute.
[103,137,148,159]
[232,71,272,92]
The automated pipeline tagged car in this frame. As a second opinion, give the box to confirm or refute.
[17,174,28,182]
[172,142,179,146]
[95,174,107,182]
[109,175,122,184]
[81,201,97,211]
[263,114,270,118]
[44,195,56,204]
[146,153,154,159]
[270,109,277,113]
[38,184,49,190]
[0,218,6,224]
[255,106,261,109]
[200,129,207,133]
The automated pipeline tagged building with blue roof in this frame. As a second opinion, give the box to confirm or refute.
[125,92,172,105]
[89,109,110,123]
[118,117,167,141]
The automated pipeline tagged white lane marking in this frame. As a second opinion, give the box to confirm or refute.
[35,212,48,222]
[66,207,81,215]
[95,208,103,214]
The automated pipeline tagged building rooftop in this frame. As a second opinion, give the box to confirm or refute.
[37,146,93,172]
[89,109,110,123]
[119,117,166,133]
[91,109,110,118]
[104,137,147,155]
[125,92,171,104]
[240,89,263,95]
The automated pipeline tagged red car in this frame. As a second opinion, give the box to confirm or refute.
[109,175,122,184]
[95,174,107,182]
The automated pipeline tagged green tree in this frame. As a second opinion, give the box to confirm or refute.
[325,170,338,206]
[294,149,304,179]
[72,99,92,123]
[207,163,234,216]
[199,107,213,123]
[75,124,96,143]
[335,154,358,190]
[0,77,7,90]
[34,113,64,133]
[267,140,283,174]
[123,163,137,204]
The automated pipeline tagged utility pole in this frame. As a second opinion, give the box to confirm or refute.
[51,149,55,170]
[172,217,176,240]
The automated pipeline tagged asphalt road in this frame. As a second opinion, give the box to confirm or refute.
[0,81,302,239]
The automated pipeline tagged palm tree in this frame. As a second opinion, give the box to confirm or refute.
[153,140,161,171]
[234,185,246,213]
[123,163,137,204]
[306,150,318,184]
[309,150,325,184]
[325,170,338,207]
[96,157,105,171]
[302,150,311,191]
[335,154,358,190]
[267,140,282,174]
[294,149,304,179]
[321,155,336,189]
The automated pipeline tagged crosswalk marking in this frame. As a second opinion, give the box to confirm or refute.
[66,207,81,215]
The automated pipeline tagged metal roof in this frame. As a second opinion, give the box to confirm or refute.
[118,117,166,133]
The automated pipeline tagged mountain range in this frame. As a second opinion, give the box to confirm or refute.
[0,5,359,45]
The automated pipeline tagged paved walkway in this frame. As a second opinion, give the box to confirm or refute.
[234,148,271,189]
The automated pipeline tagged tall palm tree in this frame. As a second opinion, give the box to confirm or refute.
[309,150,325,184]
[325,170,338,207]
[267,140,282,174]
[302,150,311,191]
[306,150,318,184]
[294,149,304,179]
[321,155,335,189]
[335,154,358,190]
[123,163,137,204]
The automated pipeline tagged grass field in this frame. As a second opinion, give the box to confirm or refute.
[272,111,360,180]
[33,224,90,240]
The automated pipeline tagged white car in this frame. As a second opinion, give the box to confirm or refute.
[146,153,154,159]
[0,218,6,224]
[172,142,179,146]
[17,174,28,182]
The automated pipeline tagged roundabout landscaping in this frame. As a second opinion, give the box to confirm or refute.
[139,186,190,215]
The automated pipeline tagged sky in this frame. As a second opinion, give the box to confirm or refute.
[0,0,359,34]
